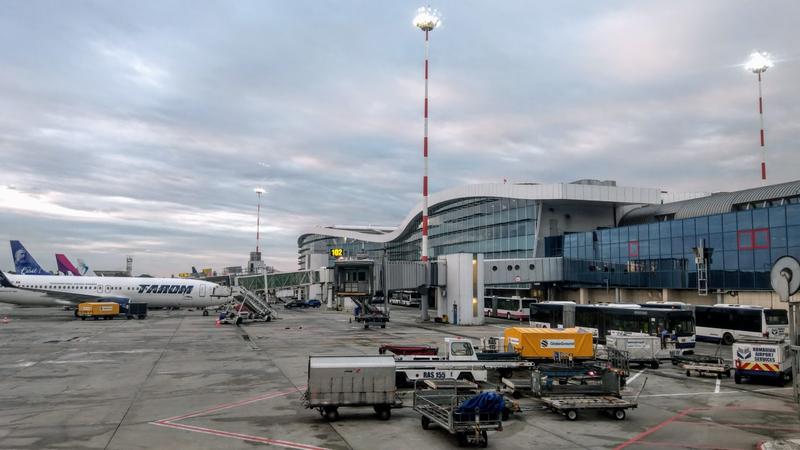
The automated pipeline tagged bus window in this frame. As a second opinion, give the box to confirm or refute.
[765,310,788,326]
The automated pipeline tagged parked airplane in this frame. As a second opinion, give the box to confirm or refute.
[0,270,231,312]
[56,254,81,276]
[10,240,52,275]
[76,258,90,275]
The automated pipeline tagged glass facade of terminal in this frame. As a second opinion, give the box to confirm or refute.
[298,197,538,267]
[562,203,800,291]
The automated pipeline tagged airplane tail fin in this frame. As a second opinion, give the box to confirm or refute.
[76,258,90,275]
[10,241,51,275]
[191,266,199,276]
[0,270,14,288]
[56,254,81,276]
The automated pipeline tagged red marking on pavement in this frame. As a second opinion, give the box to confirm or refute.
[673,421,800,432]
[613,408,694,450]
[633,440,745,450]
[150,385,327,450]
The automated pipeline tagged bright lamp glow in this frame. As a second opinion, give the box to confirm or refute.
[254,187,266,194]
[413,6,441,31]
[745,51,773,74]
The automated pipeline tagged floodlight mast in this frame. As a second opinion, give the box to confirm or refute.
[745,51,773,182]
[254,187,266,254]
[414,6,441,322]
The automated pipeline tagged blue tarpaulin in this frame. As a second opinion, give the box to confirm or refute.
[456,391,504,415]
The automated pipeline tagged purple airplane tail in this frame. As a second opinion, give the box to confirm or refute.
[56,254,81,276]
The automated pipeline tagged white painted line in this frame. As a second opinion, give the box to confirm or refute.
[637,387,793,398]
[627,369,645,384]
[42,359,115,364]
[89,349,158,354]
[714,378,721,393]
[0,362,35,368]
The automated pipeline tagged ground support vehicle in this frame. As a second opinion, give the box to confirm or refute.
[391,338,534,386]
[303,355,399,421]
[413,382,503,447]
[353,301,389,329]
[503,327,595,361]
[77,302,119,320]
[379,344,438,356]
[682,359,732,379]
[733,338,794,385]
[123,302,147,320]
[219,287,276,325]
[605,334,660,369]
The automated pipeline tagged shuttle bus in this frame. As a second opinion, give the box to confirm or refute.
[694,304,788,345]
[527,302,696,351]
[484,296,539,320]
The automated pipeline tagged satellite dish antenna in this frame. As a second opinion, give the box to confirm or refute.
[771,256,800,302]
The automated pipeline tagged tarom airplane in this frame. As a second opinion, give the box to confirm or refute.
[10,240,52,275]
[0,270,231,313]
[56,253,82,276]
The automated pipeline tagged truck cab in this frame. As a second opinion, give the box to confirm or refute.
[444,338,479,362]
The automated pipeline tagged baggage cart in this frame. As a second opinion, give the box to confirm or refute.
[606,334,660,369]
[539,378,647,421]
[124,302,147,320]
[682,360,731,379]
[303,355,399,421]
[413,382,503,447]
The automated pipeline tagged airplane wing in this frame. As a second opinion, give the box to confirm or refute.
[0,271,130,306]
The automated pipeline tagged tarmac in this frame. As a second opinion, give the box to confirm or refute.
[0,303,798,449]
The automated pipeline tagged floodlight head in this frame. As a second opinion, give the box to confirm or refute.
[745,51,773,74]
[254,187,266,195]
[413,6,441,31]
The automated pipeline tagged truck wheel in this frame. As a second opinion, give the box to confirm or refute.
[235,317,243,326]
[734,373,742,384]
[722,333,734,345]
[456,432,467,447]
[686,370,691,377]
[380,324,386,329]
[80,317,86,321]
[126,316,133,320]
[613,409,626,420]
[512,390,521,399]
[421,415,430,430]
[364,324,369,329]
[566,409,578,421]
[375,406,391,421]
[480,430,488,448]
[457,373,475,383]
[650,360,659,370]
[203,310,209,317]
[324,408,339,421]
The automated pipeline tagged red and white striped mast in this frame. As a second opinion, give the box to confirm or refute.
[413,7,441,321]
[745,51,773,182]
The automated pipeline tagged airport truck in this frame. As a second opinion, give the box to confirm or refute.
[733,338,794,385]
[77,302,119,320]
[503,327,595,361]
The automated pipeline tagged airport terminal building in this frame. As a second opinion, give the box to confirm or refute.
[298,179,800,307]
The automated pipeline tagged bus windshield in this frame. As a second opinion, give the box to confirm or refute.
[765,310,788,326]
[670,315,695,335]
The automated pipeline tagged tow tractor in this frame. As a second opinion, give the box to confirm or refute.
[383,338,534,386]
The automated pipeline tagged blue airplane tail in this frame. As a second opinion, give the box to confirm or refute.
[10,240,52,275]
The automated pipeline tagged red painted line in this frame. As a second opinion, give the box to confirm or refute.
[158,386,304,423]
[613,408,695,450]
[673,421,800,432]
[633,440,744,450]
[153,421,329,450]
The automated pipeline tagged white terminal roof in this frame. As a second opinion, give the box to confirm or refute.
[299,181,665,245]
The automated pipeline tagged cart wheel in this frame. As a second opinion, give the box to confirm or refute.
[512,390,521,399]
[456,432,467,447]
[685,370,691,377]
[566,409,578,421]
[613,409,626,420]
[480,430,488,448]
[502,408,510,421]
[650,360,660,370]
[671,359,678,366]
[324,408,339,422]
[717,373,722,379]
[734,373,742,384]
[375,406,391,421]
[266,315,272,322]
[364,324,369,329]
[81,317,86,321]
[420,415,430,430]
[380,324,386,329]
[203,309,209,316]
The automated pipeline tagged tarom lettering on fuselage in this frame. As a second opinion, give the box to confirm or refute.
[137,284,194,294]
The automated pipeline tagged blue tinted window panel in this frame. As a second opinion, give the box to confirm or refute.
[671,221,682,236]
[769,206,786,228]
[753,209,769,228]
[788,204,800,226]
[696,217,709,234]
[723,232,737,251]
[722,213,737,233]
[788,226,800,247]
[709,215,723,233]
[736,210,753,229]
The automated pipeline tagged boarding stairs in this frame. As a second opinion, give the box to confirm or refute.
[227,286,277,324]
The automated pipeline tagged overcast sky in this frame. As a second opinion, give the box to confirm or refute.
[1,1,798,276]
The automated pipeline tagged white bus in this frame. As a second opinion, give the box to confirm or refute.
[695,304,788,345]
[484,296,538,320]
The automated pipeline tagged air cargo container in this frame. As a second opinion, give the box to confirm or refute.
[77,302,119,320]
[503,327,594,360]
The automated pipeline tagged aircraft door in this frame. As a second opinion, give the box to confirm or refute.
[96,284,102,293]
[199,285,206,297]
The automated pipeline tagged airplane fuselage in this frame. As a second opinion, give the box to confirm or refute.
[0,274,228,308]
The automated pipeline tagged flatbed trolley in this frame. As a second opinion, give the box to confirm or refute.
[413,381,503,447]
[539,378,647,421]
[682,360,731,379]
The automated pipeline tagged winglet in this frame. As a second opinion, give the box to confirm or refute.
[0,270,14,288]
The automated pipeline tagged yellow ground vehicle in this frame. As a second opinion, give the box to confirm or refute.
[77,302,120,320]
[503,327,594,360]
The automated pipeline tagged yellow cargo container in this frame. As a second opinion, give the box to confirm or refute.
[503,327,594,360]
[77,302,120,320]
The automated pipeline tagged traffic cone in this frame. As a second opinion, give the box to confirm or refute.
[215,319,221,328]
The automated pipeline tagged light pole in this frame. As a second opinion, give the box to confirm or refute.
[254,187,266,255]
[744,51,773,182]
[414,6,441,321]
